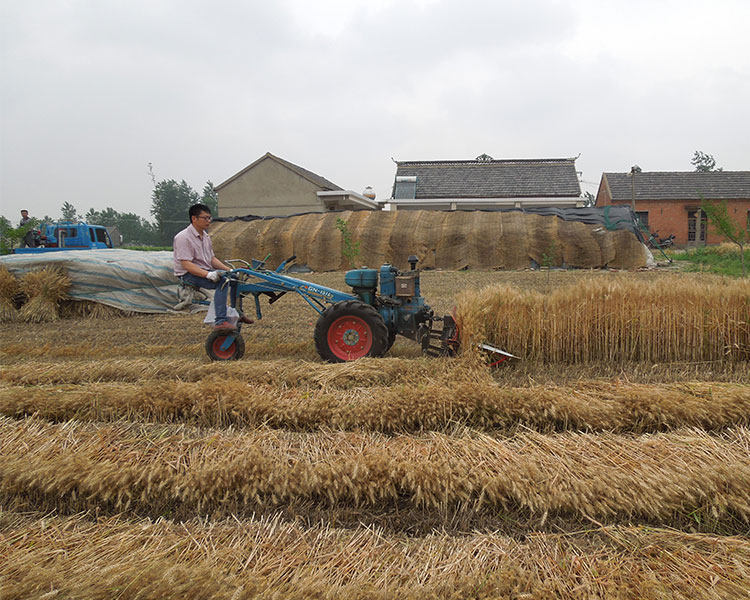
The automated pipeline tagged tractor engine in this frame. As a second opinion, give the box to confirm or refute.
[345,256,434,343]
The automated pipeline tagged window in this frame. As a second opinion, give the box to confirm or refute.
[635,211,649,231]
[687,210,707,242]
[394,176,417,199]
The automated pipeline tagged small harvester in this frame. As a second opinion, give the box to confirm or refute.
[204,254,514,363]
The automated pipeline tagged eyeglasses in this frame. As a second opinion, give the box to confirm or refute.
[196,215,212,221]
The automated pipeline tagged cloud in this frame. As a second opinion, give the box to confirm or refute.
[1,0,749,219]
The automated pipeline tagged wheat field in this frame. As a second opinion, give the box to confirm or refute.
[1,268,749,599]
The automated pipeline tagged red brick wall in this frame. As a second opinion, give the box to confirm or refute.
[598,197,750,246]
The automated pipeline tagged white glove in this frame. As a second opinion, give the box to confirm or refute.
[206,270,220,282]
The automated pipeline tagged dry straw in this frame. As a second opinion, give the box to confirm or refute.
[456,276,750,363]
[0,265,19,322]
[2,378,748,434]
[18,266,71,323]
[2,417,748,529]
[58,299,134,319]
[2,510,748,599]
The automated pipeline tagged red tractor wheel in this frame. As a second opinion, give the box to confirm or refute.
[205,329,245,361]
[314,300,388,362]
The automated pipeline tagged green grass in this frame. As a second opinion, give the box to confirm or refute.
[669,245,749,277]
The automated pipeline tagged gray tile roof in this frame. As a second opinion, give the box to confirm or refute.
[392,158,581,199]
[604,171,750,201]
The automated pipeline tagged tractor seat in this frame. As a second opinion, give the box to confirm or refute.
[173,279,209,310]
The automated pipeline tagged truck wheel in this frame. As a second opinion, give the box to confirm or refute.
[314,300,388,362]
[205,330,245,361]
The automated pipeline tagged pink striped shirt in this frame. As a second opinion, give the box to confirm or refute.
[173,224,215,276]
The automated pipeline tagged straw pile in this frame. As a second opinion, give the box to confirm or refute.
[2,510,748,599]
[457,276,750,363]
[17,266,71,323]
[58,299,134,319]
[2,378,748,434]
[209,210,648,271]
[0,265,19,322]
[2,417,748,528]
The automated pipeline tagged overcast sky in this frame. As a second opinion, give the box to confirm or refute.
[1,0,748,222]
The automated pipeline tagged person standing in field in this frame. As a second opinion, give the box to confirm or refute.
[173,204,242,331]
[19,209,36,248]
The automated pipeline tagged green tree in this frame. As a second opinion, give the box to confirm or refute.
[61,201,78,222]
[150,179,199,246]
[201,181,219,215]
[700,197,747,276]
[0,215,38,254]
[691,151,723,172]
[85,208,102,224]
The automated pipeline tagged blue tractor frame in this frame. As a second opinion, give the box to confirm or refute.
[204,254,458,362]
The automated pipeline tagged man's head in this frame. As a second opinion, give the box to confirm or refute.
[21,210,28,218]
[189,203,212,232]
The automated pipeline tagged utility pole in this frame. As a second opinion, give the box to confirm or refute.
[628,165,641,230]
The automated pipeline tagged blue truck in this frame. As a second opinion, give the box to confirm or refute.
[14,221,114,254]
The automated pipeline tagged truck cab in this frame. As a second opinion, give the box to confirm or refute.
[14,222,113,253]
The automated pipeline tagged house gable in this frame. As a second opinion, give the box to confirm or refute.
[215,152,376,218]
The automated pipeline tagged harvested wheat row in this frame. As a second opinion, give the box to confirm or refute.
[2,378,748,434]
[1,510,748,600]
[0,265,19,322]
[456,276,750,363]
[2,418,748,528]
[0,356,460,388]
[17,266,71,323]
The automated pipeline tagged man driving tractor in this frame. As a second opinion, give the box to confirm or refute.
[173,204,252,331]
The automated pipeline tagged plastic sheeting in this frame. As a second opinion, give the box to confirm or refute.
[0,249,180,313]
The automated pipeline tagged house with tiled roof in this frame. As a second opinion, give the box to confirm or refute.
[386,155,583,210]
[216,152,379,218]
[596,171,750,245]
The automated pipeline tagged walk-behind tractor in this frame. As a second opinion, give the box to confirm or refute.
[205,254,514,363]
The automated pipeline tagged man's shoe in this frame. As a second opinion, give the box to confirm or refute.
[239,315,254,324]
[213,322,237,331]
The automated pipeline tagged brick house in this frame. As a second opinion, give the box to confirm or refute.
[216,152,379,218]
[596,171,750,246]
[386,156,583,210]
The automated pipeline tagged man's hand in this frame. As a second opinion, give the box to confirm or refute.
[206,270,221,282]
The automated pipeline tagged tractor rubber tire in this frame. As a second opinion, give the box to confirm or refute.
[314,300,389,363]
[205,329,245,361]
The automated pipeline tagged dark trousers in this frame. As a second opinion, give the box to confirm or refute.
[180,273,228,324]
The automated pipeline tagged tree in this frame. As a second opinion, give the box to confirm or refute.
[581,191,595,207]
[150,179,199,245]
[201,181,219,215]
[691,151,723,172]
[61,201,78,222]
[700,197,747,276]
[0,215,38,254]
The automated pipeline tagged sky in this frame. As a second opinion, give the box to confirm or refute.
[1,0,749,223]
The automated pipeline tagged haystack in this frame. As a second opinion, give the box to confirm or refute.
[18,266,71,323]
[210,210,648,271]
[0,265,19,322]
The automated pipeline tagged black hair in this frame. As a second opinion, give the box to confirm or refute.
[189,204,211,221]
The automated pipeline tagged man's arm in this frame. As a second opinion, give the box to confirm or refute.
[180,260,213,278]
[211,256,231,271]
